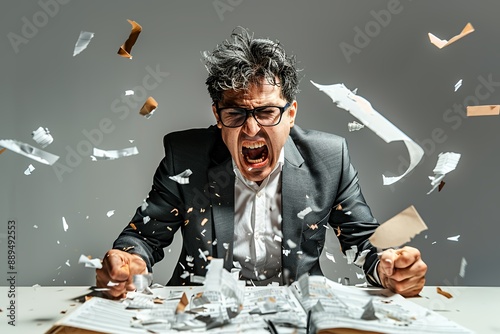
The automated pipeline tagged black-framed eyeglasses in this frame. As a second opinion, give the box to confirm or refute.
[215,102,291,128]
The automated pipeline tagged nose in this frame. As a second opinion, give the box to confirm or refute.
[242,114,261,136]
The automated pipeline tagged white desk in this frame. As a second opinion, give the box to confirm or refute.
[1,286,499,333]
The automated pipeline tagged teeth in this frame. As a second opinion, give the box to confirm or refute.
[243,142,265,149]
[246,157,264,164]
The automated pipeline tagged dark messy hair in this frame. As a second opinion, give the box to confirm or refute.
[202,27,300,103]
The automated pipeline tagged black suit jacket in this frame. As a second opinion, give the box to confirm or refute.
[113,125,381,286]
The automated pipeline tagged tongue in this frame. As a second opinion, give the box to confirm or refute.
[244,146,266,160]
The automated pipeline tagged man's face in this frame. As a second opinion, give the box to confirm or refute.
[212,78,297,183]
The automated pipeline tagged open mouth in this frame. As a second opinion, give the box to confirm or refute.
[242,142,268,164]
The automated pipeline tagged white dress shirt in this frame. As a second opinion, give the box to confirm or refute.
[232,149,284,284]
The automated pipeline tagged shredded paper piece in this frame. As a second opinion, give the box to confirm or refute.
[0,139,59,165]
[73,31,94,56]
[454,79,463,92]
[139,96,158,119]
[459,257,467,278]
[447,235,460,242]
[32,126,53,148]
[348,121,365,132]
[125,90,134,96]
[169,169,193,184]
[62,217,69,232]
[297,207,312,219]
[427,152,461,194]
[466,105,500,117]
[428,23,474,49]
[78,254,102,269]
[93,147,139,160]
[106,210,115,217]
[24,164,35,175]
[369,205,427,249]
[117,19,142,59]
[311,82,424,185]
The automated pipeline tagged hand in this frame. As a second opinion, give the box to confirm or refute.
[95,249,148,299]
[377,246,427,297]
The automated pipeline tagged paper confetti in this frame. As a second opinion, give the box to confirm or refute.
[428,23,474,49]
[117,19,142,59]
[454,79,463,92]
[93,147,139,160]
[139,96,158,119]
[62,217,69,231]
[297,207,312,219]
[32,127,53,148]
[348,121,365,132]
[73,31,94,56]
[24,164,35,175]
[447,235,460,242]
[78,254,102,269]
[427,152,461,194]
[169,169,193,184]
[106,210,115,217]
[459,257,467,278]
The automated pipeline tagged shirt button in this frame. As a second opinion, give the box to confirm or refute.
[257,192,262,198]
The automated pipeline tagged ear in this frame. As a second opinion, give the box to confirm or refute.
[212,104,222,129]
[287,100,298,128]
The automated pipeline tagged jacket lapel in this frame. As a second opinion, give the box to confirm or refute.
[281,135,309,283]
[208,159,235,271]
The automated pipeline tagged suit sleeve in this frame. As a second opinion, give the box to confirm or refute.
[112,136,185,272]
[328,139,382,287]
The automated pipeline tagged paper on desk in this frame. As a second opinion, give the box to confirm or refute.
[117,19,142,59]
[427,152,461,194]
[369,205,427,249]
[466,105,500,116]
[311,81,424,185]
[73,31,94,56]
[428,23,475,49]
[78,254,102,269]
[139,96,158,118]
[0,139,59,165]
[93,146,138,160]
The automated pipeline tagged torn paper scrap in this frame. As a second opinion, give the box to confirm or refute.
[454,79,463,92]
[297,206,312,219]
[436,287,453,299]
[0,148,6,155]
[73,31,94,56]
[447,235,460,242]
[125,90,134,96]
[0,139,59,165]
[369,205,427,249]
[117,19,142,59]
[459,257,467,278]
[466,105,500,117]
[24,164,35,175]
[78,254,102,269]
[169,169,193,184]
[427,152,461,194]
[345,245,357,264]
[62,217,69,232]
[311,81,424,185]
[106,210,115,217]
[428,23,474,49]
[32,127,53,148]
[93,147,138,160]
[139,96,158,119]
[348,121,365,132]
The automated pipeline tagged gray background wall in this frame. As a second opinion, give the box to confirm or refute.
[1,0,499,287]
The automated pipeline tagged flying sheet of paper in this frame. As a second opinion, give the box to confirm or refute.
[93,147,139,160]
[369,205,427,249]
[427,152,461,194]
[139,96,158,118]
[0,139,59,165]
[32,126,53,148]
[428,23,474,49]
[73,31,94,56]
[311,82,424,185]
[78,254,102,269]
[466,105,500,116]
[117,19,142,59]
